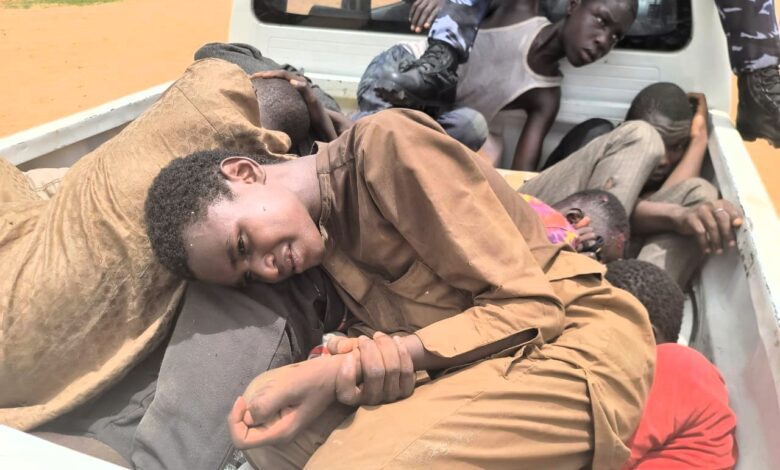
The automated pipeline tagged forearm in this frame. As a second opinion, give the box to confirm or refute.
[632,200,683,235]
[402,329,537,372]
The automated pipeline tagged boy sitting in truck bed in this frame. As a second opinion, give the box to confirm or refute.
[356,0,638,170]
[533,82,745,287]
[606,259,738,469]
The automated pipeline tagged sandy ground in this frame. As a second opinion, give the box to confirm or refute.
[0,0,232,135]
[0,0,777,211]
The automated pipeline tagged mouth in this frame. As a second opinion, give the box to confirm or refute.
[582,48,597,63]
[285,242,300,274]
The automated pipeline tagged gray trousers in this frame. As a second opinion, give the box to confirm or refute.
[635,177,720,287]
[356,44,489,151]
[38,268,345,470]
[521,120,718,286]
[521,120,665,212]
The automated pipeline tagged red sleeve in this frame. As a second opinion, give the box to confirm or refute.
[625,344,737,470]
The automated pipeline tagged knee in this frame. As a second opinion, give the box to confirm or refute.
[677,177,720,204]
[619,120,665,167]
[441,109,488,151]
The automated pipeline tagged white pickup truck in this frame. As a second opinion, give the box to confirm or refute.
[0,0,778,467]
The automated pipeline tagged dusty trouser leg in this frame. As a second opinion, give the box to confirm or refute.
[354,45,417,119]
[542,118,615,171]
[714,0,780,145]
[429,0,492,61]
[714,0,780,73]
[374,0,491,107]
[637,177,720,288]
[435,106,488,151]
[244,267,655,469]
[194,42,341,113]
[520,121,664,212]
[130,268,345,470]
[0,156,38,203]
[37,268,345,470]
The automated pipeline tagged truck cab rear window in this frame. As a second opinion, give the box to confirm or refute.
[252,0,692,52]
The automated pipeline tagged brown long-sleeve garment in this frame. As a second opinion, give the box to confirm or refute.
[315,108,602,358]
[0,59,294,430]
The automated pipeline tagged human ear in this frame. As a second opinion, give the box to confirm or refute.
[219,157,266,184]
[567,0,581,15]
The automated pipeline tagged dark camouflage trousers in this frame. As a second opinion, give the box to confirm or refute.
[429,0,491,61]
[715,0,780,72]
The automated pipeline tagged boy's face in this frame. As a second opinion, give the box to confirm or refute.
[560,205,625,263]
[647,140,687,186]
[182,178,325,286]
[563,0,636,67]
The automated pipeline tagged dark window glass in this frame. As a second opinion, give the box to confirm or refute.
[253,0,692,51]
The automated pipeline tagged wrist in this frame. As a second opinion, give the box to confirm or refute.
[670,206,687,233]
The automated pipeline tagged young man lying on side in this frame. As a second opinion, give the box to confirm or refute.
[145,108,655,469]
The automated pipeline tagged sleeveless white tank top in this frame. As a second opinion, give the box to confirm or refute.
[455,16,563,123]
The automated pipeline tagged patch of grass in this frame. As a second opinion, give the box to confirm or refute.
[3,0,121,8]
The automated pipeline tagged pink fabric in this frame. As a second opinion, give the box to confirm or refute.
[624,344,737,469]
[520,193,578,248]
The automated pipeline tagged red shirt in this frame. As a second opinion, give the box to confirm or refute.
[623,343,737,469]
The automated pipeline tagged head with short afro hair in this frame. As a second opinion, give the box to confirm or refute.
[605,259,684,343]
[251,77,312,154]
[144,149,280,279]
[552,189,630,263]
[626,82,692,148]
[626,82,694,188]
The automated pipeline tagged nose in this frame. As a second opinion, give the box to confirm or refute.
[594,35,608,55]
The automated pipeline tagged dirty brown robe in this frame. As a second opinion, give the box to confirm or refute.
[246,109,656,469]
[0,59,294,430]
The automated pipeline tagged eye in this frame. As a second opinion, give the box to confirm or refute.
[596,16,605,26]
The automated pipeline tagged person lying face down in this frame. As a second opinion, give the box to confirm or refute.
[551,189,630,263]
[145,109,655,468]
[520,189,630,263]
[606,260,738,469]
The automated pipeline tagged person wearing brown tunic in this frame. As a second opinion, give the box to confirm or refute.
[145,108,656,469]
[0,58,345,469]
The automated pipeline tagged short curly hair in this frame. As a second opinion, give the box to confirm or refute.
[144,149,279,278]
[605,259,684,343]
[626,82,693,149]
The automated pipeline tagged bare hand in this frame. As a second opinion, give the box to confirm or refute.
[410,0,445,33]
[673,199,743,254]
[228,357,340,449]
[330,333,416,406]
